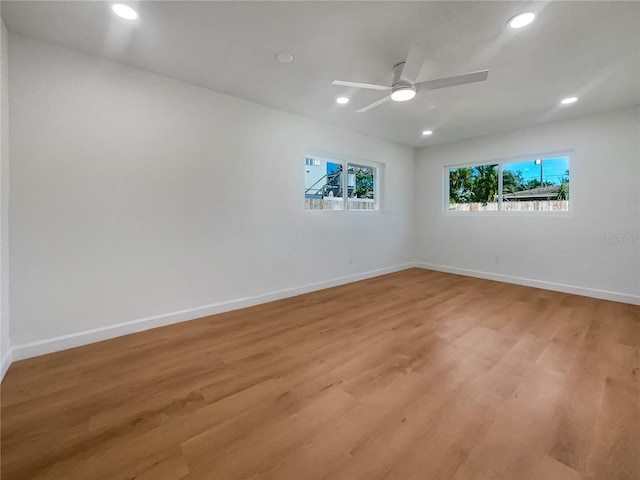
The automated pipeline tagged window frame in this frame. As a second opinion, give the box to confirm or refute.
[304,151,382,212]
[444,150,573,216]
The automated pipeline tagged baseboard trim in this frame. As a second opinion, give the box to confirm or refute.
[9,261,637,365]
[415,262,640,306]
[1,347,13,381]
[11,263,418,362]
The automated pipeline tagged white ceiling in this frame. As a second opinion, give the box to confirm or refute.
[2,1,639,147]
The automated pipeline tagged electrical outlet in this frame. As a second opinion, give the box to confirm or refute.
[494,254,501,264]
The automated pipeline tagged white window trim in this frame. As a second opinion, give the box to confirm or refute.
[304,151,383,212]
[444,149,573,216]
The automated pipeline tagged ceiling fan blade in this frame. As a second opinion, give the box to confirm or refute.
[415,70,489,91]
[332,80,391,91]
[400,46,427,83]
[356,95,391,113]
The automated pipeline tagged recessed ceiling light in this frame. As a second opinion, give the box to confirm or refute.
[336,97,349,104]
[508,12,535,29]
[112,4,138,20]
[560,96,578,104]
[275,51,294,64]
[422,130,433,136]
[390,86,416,102]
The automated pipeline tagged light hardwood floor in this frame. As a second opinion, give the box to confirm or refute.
[1,269,639,480]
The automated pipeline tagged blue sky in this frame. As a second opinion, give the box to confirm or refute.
[327,162,341,174]
[503,156,569,184]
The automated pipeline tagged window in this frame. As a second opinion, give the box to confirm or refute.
[347,164,377,210]
[305,155,379,211]
[447,156,570,213]
[304,157,343,210]
[448,164,499,212]
[502,157,569,211]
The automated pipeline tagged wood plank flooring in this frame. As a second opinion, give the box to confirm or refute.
[1,268,639,480]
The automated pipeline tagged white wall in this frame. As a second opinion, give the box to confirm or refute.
[415,106,640,304]
[8,34,415,355]
[1,19,11,379]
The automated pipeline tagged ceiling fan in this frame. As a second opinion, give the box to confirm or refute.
[332,46,489,113]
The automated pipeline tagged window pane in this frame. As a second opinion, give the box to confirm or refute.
[448,164,498,211]
[347,164,377,210]
[502,157,569,211]
[304,158,343,210]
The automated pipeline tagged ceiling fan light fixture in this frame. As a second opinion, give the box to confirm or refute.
[390,86,416,102]
[508,12,535,29]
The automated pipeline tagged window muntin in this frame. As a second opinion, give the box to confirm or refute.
[305,155,379,211]
[447,156,570,213]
